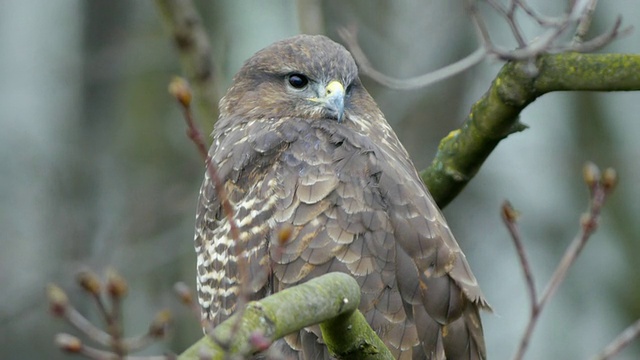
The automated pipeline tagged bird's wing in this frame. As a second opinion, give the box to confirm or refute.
[370,116,490,359]
[264,117,414,359]
[196,112,488,359]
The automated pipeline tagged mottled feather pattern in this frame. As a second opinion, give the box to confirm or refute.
[194,35,489,359]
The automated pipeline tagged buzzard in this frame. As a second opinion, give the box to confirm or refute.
[194,34,489,359]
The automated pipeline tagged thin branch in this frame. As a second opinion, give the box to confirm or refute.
[471,0,568,61]
[483,0,630,61]
[155,0,219,135]
[515,0,568,26]
[339,27,487,90]
[105,269,127,357]
[168,78,240,244]
[509,162,617,360]
[345,0,631,94]
[174,281,203,320]
[562,17,633,54]
[592,318,640,360]
[48,271,173,360]
[501,202,537,313]
[537,174,607,309]
[466,0,494,50]
[75,270,118,347]
[55,333,171,360]
[169,77,257,355]
[339,6,635,209]
[123,309,172,354]
[486,0,527,47]
[63,306,114,347]
[573,0,600,45]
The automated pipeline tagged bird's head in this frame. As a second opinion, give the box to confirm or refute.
[219,35,368,124]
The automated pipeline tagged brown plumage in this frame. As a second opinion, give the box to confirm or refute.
[194,34,490,359]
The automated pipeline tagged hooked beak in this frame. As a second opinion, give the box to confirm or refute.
[314,80,345,122]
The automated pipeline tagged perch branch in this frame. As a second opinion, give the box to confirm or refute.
[320,306,394,360]
[178,272,392,360]
[341,1,636,208]
[421,53,640,208]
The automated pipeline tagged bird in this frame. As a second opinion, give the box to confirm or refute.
[194,34,490,360]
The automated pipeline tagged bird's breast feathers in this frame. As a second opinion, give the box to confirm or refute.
[197,34,487,359]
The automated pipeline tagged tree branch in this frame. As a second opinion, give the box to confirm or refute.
[155,0,219,138]
[573,0,601,45]
[320,307,394,360]
[339,27,487,90]
[48,270,172,359]
[178,272,392,360]
[502,163,617,360]
[421,53,640,207]
[501,202,537,313]
[469,0,632,63]
[592,317,640,360]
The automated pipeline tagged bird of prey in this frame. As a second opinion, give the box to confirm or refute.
[194,34,490,359]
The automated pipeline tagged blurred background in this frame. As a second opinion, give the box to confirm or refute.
[1,1,639,359]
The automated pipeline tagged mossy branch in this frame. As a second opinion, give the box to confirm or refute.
[178,272,392,360]
[422,53,640,207]
[320,307,394,360]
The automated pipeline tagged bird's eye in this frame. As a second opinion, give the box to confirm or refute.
[346,83,354,94]
[287,73,309,89]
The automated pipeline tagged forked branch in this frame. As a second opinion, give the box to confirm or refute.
[47,269,172,360]
[502,162,621,360]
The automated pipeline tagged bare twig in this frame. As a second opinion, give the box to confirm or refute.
[55,332,171,360]
[338,27,487,90]
[501,202,536,313]
[515,0,568,26]
[573,0,600,44]
[174,281,203,320]
[155,0,219,135]
[592,318,640,360]
[168,78,240,244]
[343,0,631,90]
[48,283,113,347]
[56,333,133,360]
[507,162,617,360]
[169,77,256,354]
[106,269,127,356]
[562,17,633,54]
[486,0,527,47]
[536,165,607,309]
[48,271,173,359]
[478,0,630,61]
